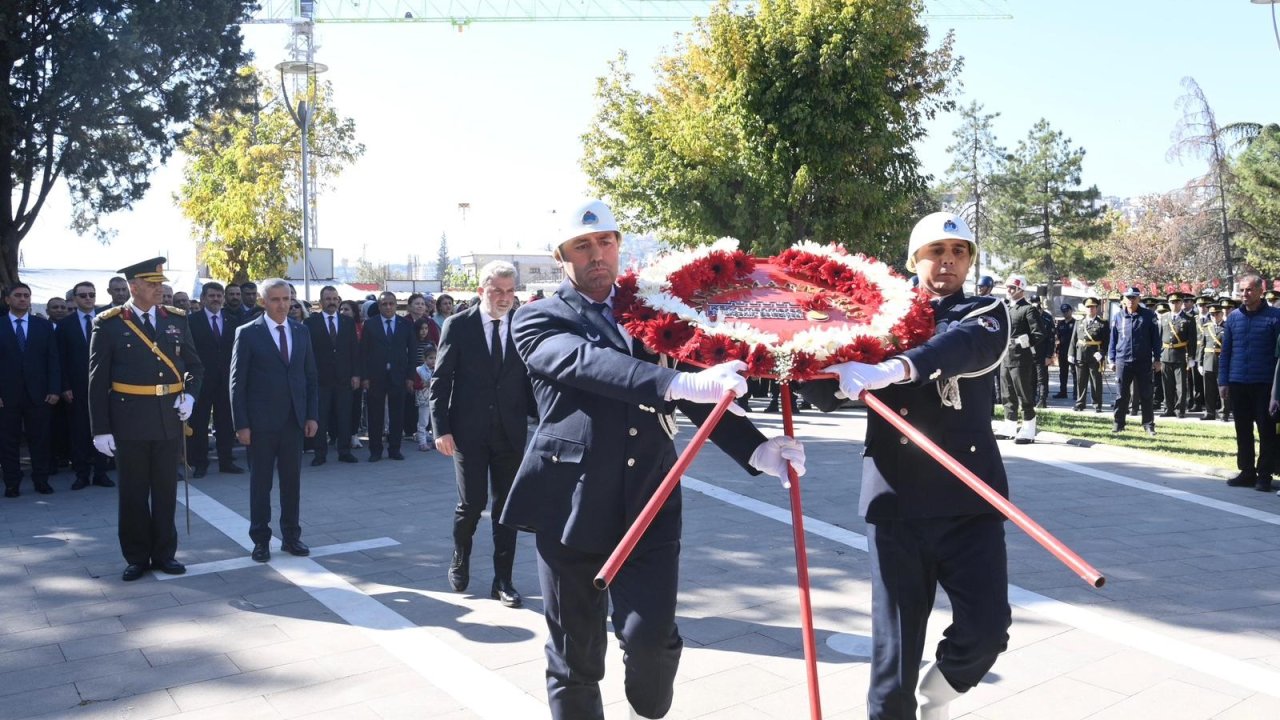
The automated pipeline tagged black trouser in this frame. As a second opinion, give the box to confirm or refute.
[1114,361,1154,427]
[1229,383,1277,480]
[366,372,405,455]
[51,401,70,466]
[1035,361,1049,404]
[0,397,52,489]
[68,396,110,481]
[866,515,1011,720]
[1203,369,1221,416]
[1161,362,1188,414]
[115,437,180,566]
[248,410,303,546]
[1153,367,1165,409]
[536,532,682,720]
[1001,363,1036,421]
[1074,359,1103,410]
[315,384,353,460]
[1056,350,1072,394]
[452,424,521,582]
[1192,361,1206,408]
[188,379,234,469]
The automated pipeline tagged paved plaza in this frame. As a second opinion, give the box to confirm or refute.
[3,397,1280,719]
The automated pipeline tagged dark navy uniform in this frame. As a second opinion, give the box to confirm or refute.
[1068,305,1108,411]
[503,280,767,720]
[89,285,203,570]
[1109,297,1161,431]
[801,292,1012,720]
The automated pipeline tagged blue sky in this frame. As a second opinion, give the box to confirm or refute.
[20,0,1280,274]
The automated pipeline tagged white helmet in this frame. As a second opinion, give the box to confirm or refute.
[555,199,620,256]
[906,211,976,272]
[1004,274,1029,294]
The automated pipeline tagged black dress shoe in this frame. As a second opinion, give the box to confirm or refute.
[368,454,382,463]
[1256,478,1275,493]
[337,454,359,464]
[448,549,470,592]
[1201,414,1218,421]
[122,564,148,581]
[3,487,18,498]
[310,456,327,467]
[1143,424,1157,437]
[251,544,271,563]
[1227,472,1258,487]
[192,466,208,479]
[1111,424,1125,433]
[34,482,54,495]
[93,475,115,487]
[219,463,245,474]
[1053,393,1068,398]
[491,579,523,608]
[388,451,405,461]
[281,540,310,556]
[71,477,90,491]
[155,559,186,575]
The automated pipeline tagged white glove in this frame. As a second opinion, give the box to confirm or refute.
[668,361,748,416]
[1189,360,1197,369]
[174,393,194,422]
[1093,352,1103,363]
[749,436,806,487]
[93,434,116,457]
[1014,334,1031,349]
[1197,365,1205,376]
[822,359,907,400]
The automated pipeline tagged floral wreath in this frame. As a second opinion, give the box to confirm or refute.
[612,238,935,381]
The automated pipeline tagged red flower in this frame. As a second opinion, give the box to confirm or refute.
[801,292,833,312]
[693,333,746,365]
[787,353,824,381]
[745,343,776,376]
[641,314,696,355]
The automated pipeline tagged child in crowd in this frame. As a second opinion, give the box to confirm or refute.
[415,345,437,451]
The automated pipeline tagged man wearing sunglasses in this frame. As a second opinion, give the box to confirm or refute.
[57,281,114,490]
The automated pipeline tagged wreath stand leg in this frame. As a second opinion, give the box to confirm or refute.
[781,383,823,720]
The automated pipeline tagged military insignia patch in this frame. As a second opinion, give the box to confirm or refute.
[977,315,1001,333]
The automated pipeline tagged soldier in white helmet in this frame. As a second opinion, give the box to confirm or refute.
[996,274,1046,443]
[800,211,1013,720]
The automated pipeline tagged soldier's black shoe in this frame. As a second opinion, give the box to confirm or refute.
[1200,414,1217,421]
[368,454,382,463]
[388,451,405,461]
[219,463,245,474]
[1111,424,1125,433]
[93,474,115,487]
[34,482,54,495]
[337,453,358,463]
[71,477,90,491]
[155,559,186,575]
[251,544,271,563]
[1227,472,1257,487]
[122,564,148,582]
[1256,478,1275,492]
[281,541,310,556]
[310,456,326,467]
[192,466,208,479]
[1143,424,1157,437]
[491,578,522,608]
[1072,405,1084,412]
[4,487,18,498]
[448,549,470,592]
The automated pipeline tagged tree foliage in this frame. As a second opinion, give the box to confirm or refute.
[1167,76,1236,288]
[1,0,256,286]
[1103,190,1225,287]
[942,100,1004,280]
[436,232,450,281]
[987,119,1109,288]
[177,68,364,284]
[1231,124,1280,277]
[581,0,959,260]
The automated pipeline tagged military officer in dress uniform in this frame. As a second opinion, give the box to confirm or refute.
[1190,294,1214,412]
[997,276,1045,444]
[1199,302,1226,420]
[801,211,1012,720]
[88,258,203,582]
[1159,293,1196,418]
[1069,297,1108,412]
[1266,289,1280,310]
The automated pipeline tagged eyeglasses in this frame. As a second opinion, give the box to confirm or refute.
[76,292,95,298]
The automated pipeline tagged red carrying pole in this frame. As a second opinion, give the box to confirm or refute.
[594,391,738,590]
[780,384,823,720]
[861,392,1105,588]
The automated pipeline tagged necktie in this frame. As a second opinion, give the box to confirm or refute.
[328,314,336,338]
[385,318,393,339]
[83,314,92,342]
[211,313,221,340]
[590,302,626,349]
[277,325,289,364]
[491,318,503,376]
[140,311,155,340]
[15,318,26,352]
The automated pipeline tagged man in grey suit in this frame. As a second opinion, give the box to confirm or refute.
[231,278,319,562]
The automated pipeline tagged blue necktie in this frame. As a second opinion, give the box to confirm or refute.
[15,318,26,352]
[84,314,92,342]
[590,302,626,350]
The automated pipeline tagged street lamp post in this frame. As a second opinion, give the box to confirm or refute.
[1253,0,1280,52]
[276,59,328,304]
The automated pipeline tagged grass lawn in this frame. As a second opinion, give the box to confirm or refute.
[1016,408,1241,472]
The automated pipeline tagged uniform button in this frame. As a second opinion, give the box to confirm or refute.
[899,408,908,416]
[627,458,636,467]
[898,437,908,445]
[629,428,638,436]
[551,455,559,463]
[970,445,977,453]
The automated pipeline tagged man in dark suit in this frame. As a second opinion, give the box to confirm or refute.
[304,285,360,465]
[431,261,534,607]
[361,291,414,462]
[223,283,245,324]
[502,200,804,720]
[97,276,129,312]
[239,282,264,323]
[1,282,61,496]
[57,280,113,490]
[187,282,244,477]
[231,278,319,562]
[89,257,202,581]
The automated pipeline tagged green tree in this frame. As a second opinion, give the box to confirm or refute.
[1168,77,1236,288]
[1105,190,1224,286]
[987,119,1109,290]
[444,266,476,292]
[436,232,450,281]
[1231,124,1280,276]
[0,0,256,286]
[581,0,959,260]
[354,258,390,286]
[177,68,364,283]
[943,101,1004,282]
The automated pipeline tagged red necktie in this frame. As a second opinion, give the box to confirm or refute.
[277,325,289,364]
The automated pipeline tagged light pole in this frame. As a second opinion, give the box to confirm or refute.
[276,58,327,304]
[1254,0,1280,52]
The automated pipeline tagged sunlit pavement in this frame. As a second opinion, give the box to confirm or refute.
[3,394,1280,719]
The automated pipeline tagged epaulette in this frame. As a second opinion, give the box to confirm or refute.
[163,304,187,316]
[96,306,123,322]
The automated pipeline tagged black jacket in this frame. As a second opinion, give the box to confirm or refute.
[305,311,360,387]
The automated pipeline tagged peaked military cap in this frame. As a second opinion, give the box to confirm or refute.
[117,257,168,283]
[1083,297,1101,308]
